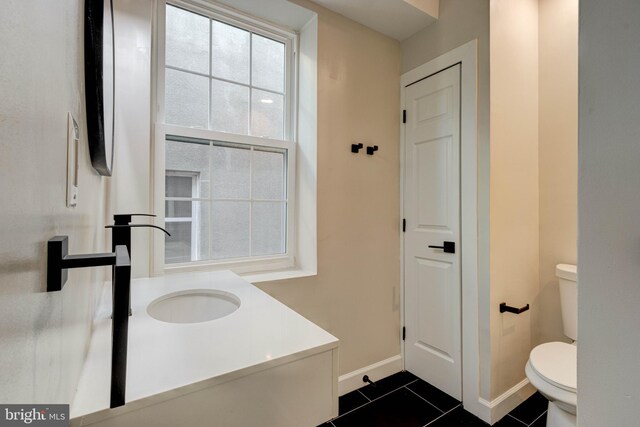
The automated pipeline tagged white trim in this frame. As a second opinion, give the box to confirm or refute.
[400,40,481,419]
[150,0,164,275]
[159,124,295,150]
[478,378,535,424]
[165,254,292,275]
[241,267,316,284]
[337,355,403,396]
[292,16,318,276]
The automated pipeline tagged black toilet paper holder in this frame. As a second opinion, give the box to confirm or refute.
[500,302,530,314]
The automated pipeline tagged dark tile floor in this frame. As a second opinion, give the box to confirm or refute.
[318,371,548,427]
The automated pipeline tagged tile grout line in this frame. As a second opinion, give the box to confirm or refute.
[359,379,421,404]
[422,403,462,427]
[331,401,369,420]
[507,414,529,426]
[356,389,371,402]
[331,378,420,422]
[527,410,548,426]
[404,385,446,414]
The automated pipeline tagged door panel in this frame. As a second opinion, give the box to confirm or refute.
[415,257,455,360]
[416,136,451,229]
[416,87,451,124]
[404,64,461,400]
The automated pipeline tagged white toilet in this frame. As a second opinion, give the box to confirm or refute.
[526,264,577,427]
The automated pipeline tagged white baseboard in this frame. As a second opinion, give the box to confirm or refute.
[338,355,403,396]
[477,378,536,424]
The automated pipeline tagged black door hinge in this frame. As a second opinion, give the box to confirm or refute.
[402,219,406,233]
[402,110,407,123]
[402,327,406,341]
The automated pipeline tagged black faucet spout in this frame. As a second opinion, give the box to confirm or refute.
[106,214,170,254]
[113,213,156,225]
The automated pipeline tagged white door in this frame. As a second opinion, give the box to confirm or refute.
[403,64,461,399]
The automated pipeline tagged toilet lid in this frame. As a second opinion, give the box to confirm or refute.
[529,342,576,393]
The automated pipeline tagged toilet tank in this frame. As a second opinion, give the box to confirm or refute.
[556,264,577,341]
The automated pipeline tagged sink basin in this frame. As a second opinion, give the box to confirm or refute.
[147,290,240,324]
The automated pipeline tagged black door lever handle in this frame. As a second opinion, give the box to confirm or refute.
[428,241,455,254]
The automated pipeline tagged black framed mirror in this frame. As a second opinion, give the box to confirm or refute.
[85,0,115,176]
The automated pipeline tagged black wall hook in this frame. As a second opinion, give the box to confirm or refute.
[351,143,363,153]
[366,145,379,155]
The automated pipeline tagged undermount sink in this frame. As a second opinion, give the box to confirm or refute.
[147,289,240,324]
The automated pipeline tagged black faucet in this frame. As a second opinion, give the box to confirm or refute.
[106,213,170,255]
[47,216,169,409]
[47,236,131,408]
[105,214,170,315]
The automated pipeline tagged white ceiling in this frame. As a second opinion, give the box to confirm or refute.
[311,0,438,41]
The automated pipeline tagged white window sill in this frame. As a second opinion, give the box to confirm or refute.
[240,268,317,284]
[163,262,316,284]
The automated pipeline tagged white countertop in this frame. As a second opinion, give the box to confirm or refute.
[71,270,338,421]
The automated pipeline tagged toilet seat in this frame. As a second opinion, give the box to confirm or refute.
[529,342,576,393]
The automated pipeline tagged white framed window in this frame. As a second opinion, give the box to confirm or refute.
[154,0,298,274]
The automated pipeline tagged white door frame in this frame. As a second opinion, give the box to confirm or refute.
[400,40,481,419]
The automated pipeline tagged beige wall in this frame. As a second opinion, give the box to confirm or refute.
[401,0,493,400]
[537,0,578,346]
[258,0,402,375]
[489,0,578,399]
[0,0,108,403]
[489,0,540,398]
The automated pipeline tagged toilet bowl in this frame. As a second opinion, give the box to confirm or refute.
[526,342,576,426]
[526,264,577,427]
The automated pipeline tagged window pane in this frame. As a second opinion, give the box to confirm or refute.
[212,201,250,259]
[211,20,250,84]
[252,149,285,200]
[166,175,193,198]
[165,69,209,128]
[251,34,285,93]
[211,79,249,135]
[166,138,210,198]
[251,89,284,139]
[252,202,285,256]
[211,144,250,199]
[165,221,192,264]
[165,200,193,219]
[166,5,209,74]
[165,202,210,264]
